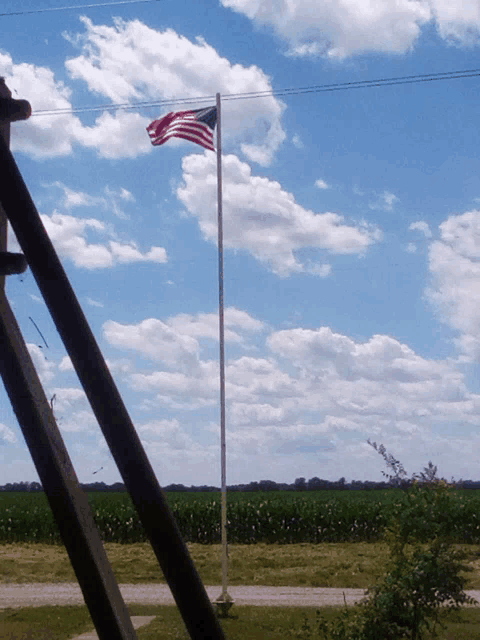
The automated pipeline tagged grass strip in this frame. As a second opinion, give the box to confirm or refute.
[2,604,480,640]
[2,541,480,589]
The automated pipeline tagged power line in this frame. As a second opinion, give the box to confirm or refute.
[0,0,160,17]
[30,67,480,118]
[33,94,216,117]
[227,68,480,100]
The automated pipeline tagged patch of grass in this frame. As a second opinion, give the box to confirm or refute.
[0,544,77,583]
[133,605,337,640]
[289,608,480,640]
[133,606,480,640]
[2,541,480,589]
[226,542,390,588]
[0,541,391,587]
[0,605,92,640]
[2,605,480,640]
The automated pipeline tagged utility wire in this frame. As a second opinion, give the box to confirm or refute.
[0,0,160,16]
[30,68,480,118]
[225,68,480,100]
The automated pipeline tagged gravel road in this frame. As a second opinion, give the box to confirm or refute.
[0,583,367,609]
[1,584,480,609]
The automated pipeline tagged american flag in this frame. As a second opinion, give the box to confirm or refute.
[146,106,217,152]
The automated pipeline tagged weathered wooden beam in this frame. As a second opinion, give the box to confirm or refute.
[0,290,138,640]
[0,78,11,292]
[0,79,30,283]
[0,78,138,640]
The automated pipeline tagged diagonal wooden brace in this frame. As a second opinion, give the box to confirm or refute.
[0,104,225,640]
[0,291,138,640]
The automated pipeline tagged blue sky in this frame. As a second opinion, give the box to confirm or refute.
[2,0,480,487]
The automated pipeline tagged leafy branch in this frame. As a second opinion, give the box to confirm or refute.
[304,442,477,640]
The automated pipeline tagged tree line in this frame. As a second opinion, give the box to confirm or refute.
[2,476,480,492]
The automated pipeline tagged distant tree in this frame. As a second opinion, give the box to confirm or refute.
[164,483,186,492]
[82,482,108,492]
[198,485,219,492]
[258,479,279,491]
[294,477,307,491]
[350,480,364,490]
[14,481,30,492]
[109,482,125,492]
[307,477,329,490]
[461,479,480,489]
[227,484,243,492]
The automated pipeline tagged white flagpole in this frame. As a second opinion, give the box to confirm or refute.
[214,92,233,616]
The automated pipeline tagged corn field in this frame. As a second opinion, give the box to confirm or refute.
[0,490,479,545]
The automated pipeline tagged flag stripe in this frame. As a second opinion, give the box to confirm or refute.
[159,132,215,152]
[147,106,216,152]
[150,122,215,150]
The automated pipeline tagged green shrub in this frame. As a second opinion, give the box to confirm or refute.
[304,446,477,639]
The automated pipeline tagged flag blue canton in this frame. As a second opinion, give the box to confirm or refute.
[194,106,217,130]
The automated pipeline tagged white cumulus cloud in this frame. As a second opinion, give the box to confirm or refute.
[27,343,55,385]
[74,110,152,159]
[292,134,304,149]
[64,17,285,164]
[48,389,92,437]
[220,0,480,58]
[409,221,432,238]
[177,152,381,276]
[96,300,480,481]
[41,212,167,268]
[427,210,480,361]
[138,419,194,450]
[0,423,17,445]
[3,18,285,163]
[432,0,480,45]
[51,182,136,219]
[220,0,431,58]
[369,190,399,212]
[167,307,264,344]
[103,317,201,371]
[0,53,83,158]
[267,327,453,384]
[59,356,74,372]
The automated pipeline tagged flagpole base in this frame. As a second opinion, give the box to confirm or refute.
[214,592,234,618]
